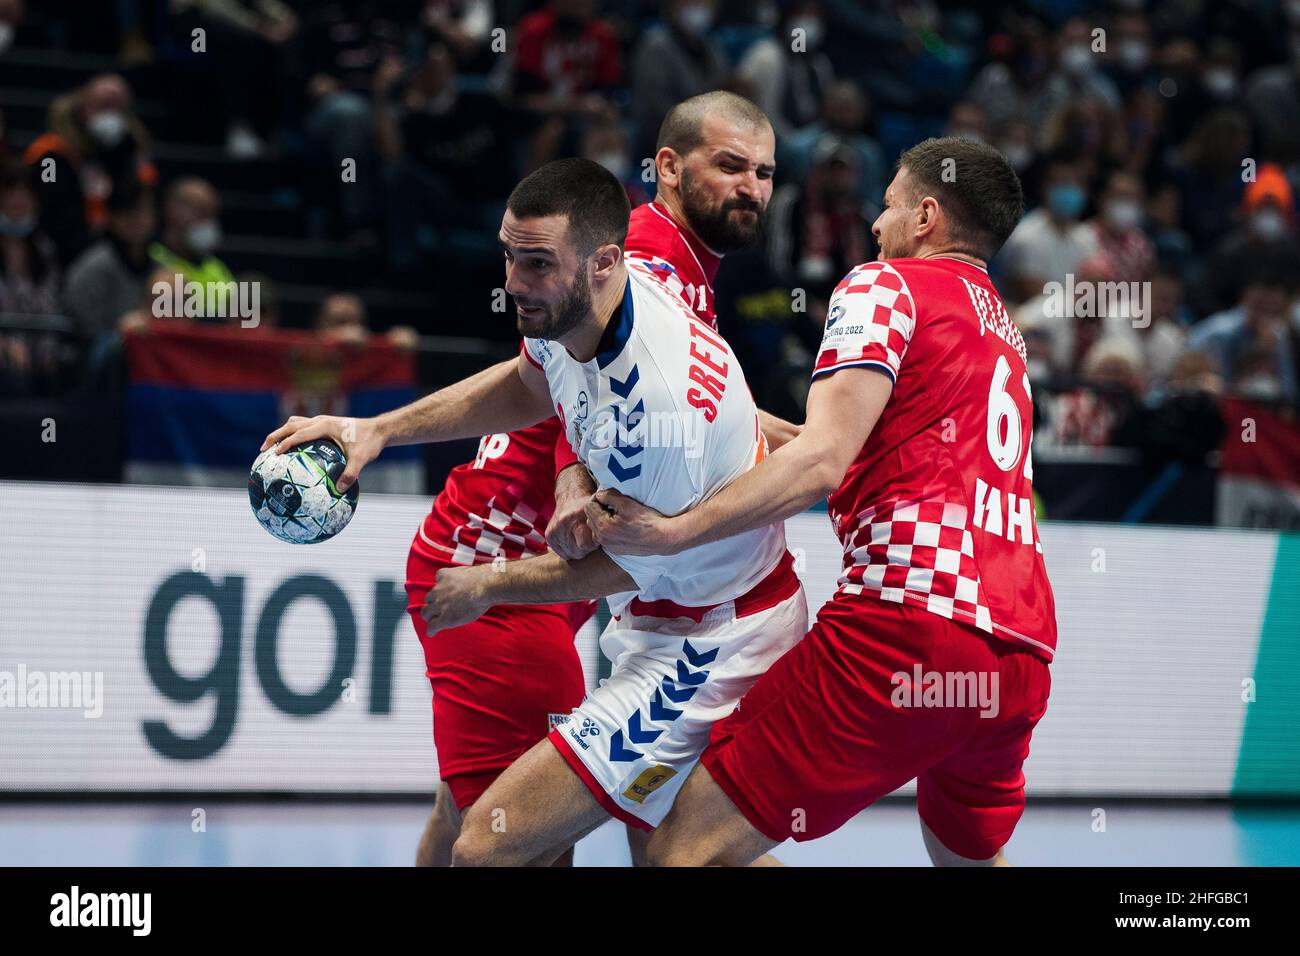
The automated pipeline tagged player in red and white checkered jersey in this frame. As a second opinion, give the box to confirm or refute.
[589,137,1058,866]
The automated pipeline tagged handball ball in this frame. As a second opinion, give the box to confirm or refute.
[249,439,359,544]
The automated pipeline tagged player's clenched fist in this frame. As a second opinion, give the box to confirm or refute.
[260,414,385,492]
[421,565,490,635]
[546,464,599,561]
[585,488,681,556]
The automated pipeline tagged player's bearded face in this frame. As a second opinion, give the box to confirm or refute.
[514,259,592,339]
[680,167,766,252]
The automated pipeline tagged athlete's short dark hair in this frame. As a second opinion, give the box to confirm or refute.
[506,158,630,256]
[897,137,1024,261]
[656,90,771,156]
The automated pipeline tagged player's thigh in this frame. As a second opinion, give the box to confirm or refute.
[916,646,1052,862]
[647,761,779,867]
[455,736,609,866]
[700,598,979,844]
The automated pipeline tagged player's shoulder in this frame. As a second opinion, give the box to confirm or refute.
[834,257,990,304]
[627,204,682,259]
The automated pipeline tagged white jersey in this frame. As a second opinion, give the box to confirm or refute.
[523,267,786,614]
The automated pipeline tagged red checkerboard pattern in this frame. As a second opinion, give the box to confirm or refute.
[812,261,916,383]
[836,498,994,635]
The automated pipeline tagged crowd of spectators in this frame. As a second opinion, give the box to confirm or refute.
[1,0,1299,465]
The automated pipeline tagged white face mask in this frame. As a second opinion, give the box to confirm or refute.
[1062,44,1093,76]
[1251,208,1288,239]
[594,151,629,181]
[676,4,714,37]
[87,110,128,148]
[1105,198,1142,231]
[185,220,222,256]
[1118,39,1149,71]
[1203,67,1238,99]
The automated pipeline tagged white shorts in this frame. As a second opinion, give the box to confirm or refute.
[548,552,807,829]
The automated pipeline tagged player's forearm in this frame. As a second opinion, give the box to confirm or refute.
[375,359,549,447]
[477,549,636,606]
[758,408,802,451]
[671,435,842,552]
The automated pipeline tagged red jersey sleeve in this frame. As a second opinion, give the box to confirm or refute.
[812,261,916,384]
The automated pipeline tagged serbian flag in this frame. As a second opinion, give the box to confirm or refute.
[1216,397,1300,529]
[124,323,423,493]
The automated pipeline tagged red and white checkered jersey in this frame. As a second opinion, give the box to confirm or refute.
[813,257,1058,660]
[624,201,721,329]
[419,198,725,567]
[416,418,565,566]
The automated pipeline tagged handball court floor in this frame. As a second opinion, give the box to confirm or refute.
[3,799,1299,866]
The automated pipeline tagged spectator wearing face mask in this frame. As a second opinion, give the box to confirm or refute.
[1197,163,1300,316]
[23,73,157,265]
[0,163,60,317]
[997,158,1098,302]
[149,177,234,297]
[1188,257,1299,405]
[737,0,835,139]
[1035,17,1122,124]
[1103,11,1156,97]
[64,181,157,342]
[580,121,650,208]
[0,164,62,397]
[1083,170,1154,287]
[629,0,729,159]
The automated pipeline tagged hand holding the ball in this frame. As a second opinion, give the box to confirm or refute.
[261,415,384,492]
[421,565,491,636]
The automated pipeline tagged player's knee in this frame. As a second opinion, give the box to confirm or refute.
[451,807,503,867]
[450,827,497,867]
[645,825,708,867]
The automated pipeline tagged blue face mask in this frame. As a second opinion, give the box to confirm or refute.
[1047,184,1086,219]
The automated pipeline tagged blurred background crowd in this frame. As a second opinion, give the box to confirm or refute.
[1,0,1298,525]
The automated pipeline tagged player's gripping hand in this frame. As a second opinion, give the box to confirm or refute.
[547,464,599,561]
[585,489,682,556]
[421,565,490,636]
[260,415,385,492]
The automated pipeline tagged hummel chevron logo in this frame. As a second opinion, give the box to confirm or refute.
[627,710,662,744]
[675,660,708,686]
[609,364,640,398]
[661,677,698,704]
[682,639,719,667]
[649,689,683,722]
[607,456,641,482]
[609,729,642,763]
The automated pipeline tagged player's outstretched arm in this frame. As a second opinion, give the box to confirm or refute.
[420,550,636,636]
[587,366,892,556]
[260,353,553,491]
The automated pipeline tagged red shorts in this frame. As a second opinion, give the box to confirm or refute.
[406,536,594,811]
[701,594,1052,860]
